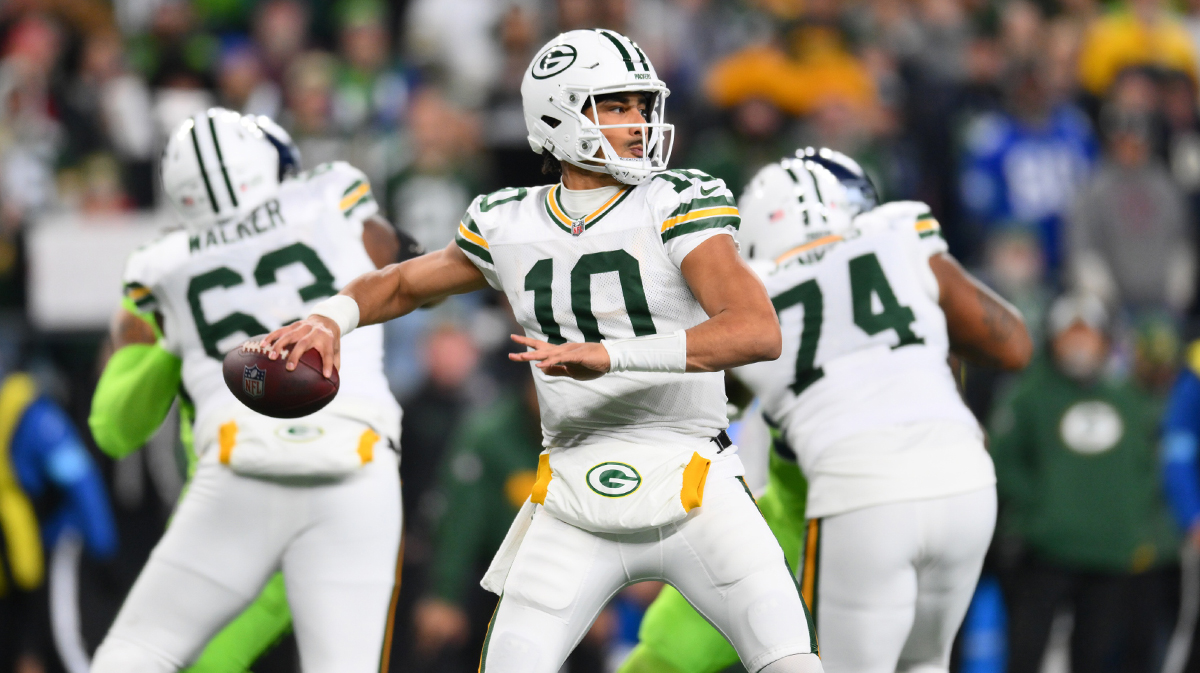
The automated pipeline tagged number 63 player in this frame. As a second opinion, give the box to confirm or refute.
[267,29,823,673]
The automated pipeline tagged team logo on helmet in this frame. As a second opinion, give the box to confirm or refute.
[586,462,641,497]
[532,44,578,80]
[243,365,266,399]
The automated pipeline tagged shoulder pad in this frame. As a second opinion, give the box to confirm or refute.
[290,161,376,220]
[123,230,191,311]
[474,186,532,215]
[650,169,738,242]
[651,168,723,194]
[856,201,936,233]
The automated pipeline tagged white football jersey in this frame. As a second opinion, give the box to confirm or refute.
[735,201,993,517]
[124,162,401,450]
[455,169,737,449]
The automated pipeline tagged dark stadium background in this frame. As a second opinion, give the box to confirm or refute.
[1,0,1198,671]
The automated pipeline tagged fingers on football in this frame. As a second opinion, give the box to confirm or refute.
[263,326,297,360]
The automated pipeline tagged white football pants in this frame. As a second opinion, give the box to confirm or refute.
[91,441,402,673]
[800,487,996,673]
[483,475,821,673]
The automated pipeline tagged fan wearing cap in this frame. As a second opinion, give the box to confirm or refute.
[991,294,1177,673]
[265,29,823,673]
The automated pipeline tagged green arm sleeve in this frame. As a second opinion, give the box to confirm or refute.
[183,573,293,673]
[88,342,182,459]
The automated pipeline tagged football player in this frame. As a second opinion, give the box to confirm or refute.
[265,29,822,673]
[89,108,405,673]
[621,149,1033,673]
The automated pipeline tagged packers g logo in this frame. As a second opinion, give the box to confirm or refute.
[532,45,578,80]
[586,462,641,497]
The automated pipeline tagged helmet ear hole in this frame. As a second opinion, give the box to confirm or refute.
[541,115,562,129]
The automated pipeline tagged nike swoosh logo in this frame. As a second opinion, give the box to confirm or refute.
[584,62,601,69]
[699,185,721,196]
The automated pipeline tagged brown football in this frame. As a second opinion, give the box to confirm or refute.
[222,338,339,419]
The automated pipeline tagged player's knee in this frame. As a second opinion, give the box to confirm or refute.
[91,638,179,673]
[758,653,824,673]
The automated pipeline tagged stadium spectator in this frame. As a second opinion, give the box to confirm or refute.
[332,0,410,134]
[1067,77,1195,314]
[959,59,1098,276]
[991,294,1178,673]
[0,372,118,673]
[384,87,482,255]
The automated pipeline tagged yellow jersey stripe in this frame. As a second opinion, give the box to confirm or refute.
[660,206,740,233]
[775,235,844,264]
[339,183,371,211]
[915,218,940,232]
[546,185,570,225]
[458,223,489,250]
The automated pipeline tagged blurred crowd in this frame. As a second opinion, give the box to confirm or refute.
[8,0,1200,671]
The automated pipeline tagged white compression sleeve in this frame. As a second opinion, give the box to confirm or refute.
[601,329,687,374]
[309,295,360,337]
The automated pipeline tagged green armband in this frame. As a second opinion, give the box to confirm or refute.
[89,343,182,459]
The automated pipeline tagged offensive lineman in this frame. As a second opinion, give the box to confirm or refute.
[90,108,404,673]
[265,30,822,673]
[622,149,1033,673]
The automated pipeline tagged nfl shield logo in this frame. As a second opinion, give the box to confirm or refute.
[243,365,266,399]
[571,219,585,236]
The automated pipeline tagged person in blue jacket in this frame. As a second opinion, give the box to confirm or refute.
[0,371,117,672]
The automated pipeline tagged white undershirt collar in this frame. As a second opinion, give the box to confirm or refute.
[559,184,621,220]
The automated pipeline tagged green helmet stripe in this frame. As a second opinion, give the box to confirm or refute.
[207,113,239,209]
[597,29,636,72]
[188,120,220,214]
[631,42,651,73]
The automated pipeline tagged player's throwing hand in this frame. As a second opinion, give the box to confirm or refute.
[263,316,341,378]
[509,334,610,380]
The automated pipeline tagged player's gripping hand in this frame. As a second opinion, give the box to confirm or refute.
[262,316,341,378]
[509,334,610,381]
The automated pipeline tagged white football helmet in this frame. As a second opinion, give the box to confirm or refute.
[251,114,302,180]
[161,108,280,230]
[796,147,879,219]
[738,155,857,263]
[521,29,673,185]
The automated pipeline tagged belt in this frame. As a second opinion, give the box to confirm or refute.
[711,429,732,453]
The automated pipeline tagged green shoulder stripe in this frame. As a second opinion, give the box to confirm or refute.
[463,213,483,235]
[455,233,493,265]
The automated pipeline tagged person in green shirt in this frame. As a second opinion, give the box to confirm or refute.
[990,294,1178,673]
[413,380,543,657]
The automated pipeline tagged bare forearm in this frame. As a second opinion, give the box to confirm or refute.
[685,308,781,372]
[341,265,421,327]
[679,235,782,373]
[931,254,1032,371]
[340,243,488,328]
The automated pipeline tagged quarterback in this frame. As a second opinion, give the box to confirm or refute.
[267,30,821,673]
[623,150,1033,673]
[90,109,404,673]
